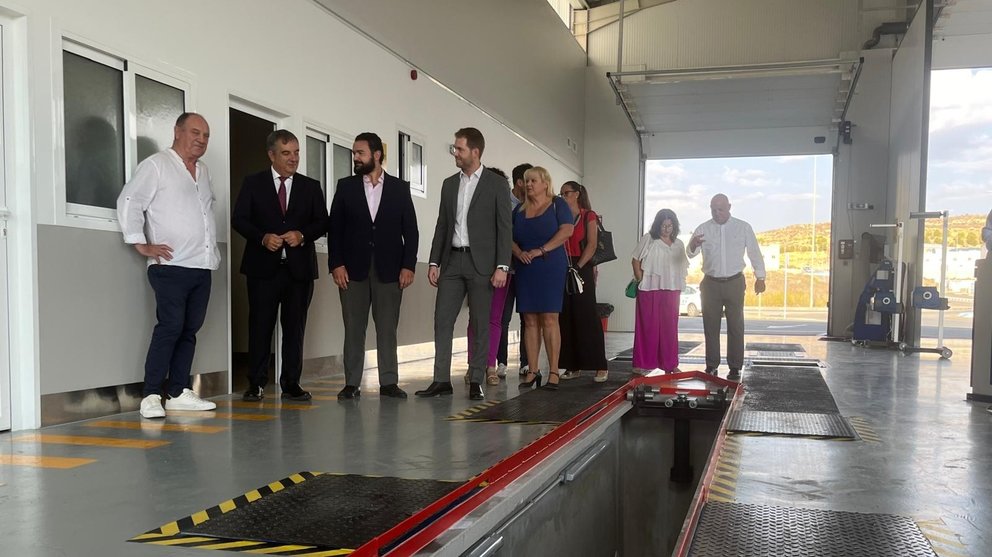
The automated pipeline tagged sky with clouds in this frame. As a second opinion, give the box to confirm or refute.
[644,68,992,235]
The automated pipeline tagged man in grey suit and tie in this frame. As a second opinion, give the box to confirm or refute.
[415,127,512,400]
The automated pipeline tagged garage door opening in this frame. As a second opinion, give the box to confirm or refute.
[644,154,832,336]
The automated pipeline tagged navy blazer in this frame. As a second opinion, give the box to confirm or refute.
[327,173,419,283]
[232,170,328,281]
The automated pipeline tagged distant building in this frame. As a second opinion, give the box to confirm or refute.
[922,244,982,292]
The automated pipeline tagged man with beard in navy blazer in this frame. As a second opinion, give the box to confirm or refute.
[328,132,419,399]
[233,129,328,402]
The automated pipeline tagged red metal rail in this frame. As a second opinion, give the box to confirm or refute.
[350,370,740,556]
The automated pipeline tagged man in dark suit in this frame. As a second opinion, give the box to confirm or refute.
[415,127,512,400]
[233,129,327,401]
[328,132,419,399]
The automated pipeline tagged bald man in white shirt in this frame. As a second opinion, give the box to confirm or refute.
[118,112,219,418]
[687,194,766,381]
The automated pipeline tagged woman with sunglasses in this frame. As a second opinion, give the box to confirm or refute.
[558,181,609,383]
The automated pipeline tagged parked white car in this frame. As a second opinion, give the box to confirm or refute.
[680,284,701,317]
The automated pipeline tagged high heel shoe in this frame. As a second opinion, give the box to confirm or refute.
[542,371,561,391]
[520,371,543,388]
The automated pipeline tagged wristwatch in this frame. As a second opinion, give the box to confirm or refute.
[496,265,510,272]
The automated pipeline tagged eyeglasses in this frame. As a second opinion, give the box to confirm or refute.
[661,224,674,229]
[560,190,578,196]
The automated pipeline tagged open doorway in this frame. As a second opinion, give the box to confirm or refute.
[229,106,276,393]
[643,154,832,336]
[923,67,992,342]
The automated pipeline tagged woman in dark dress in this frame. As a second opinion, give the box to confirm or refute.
[512,167,573,390]
[558,182,610,382]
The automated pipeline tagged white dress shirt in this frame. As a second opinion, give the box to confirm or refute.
[686,216,765,279]
[117,149,220,270]
[363,170,385,221]
[452,165,484,248]
[272,167,293,206]
[632,234,688,291]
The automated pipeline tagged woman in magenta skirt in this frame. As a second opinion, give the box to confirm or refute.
[631,209,688,374]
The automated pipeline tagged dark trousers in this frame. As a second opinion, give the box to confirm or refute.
[144,265,211,397]
[434,251,493,383]
[700,274,746,371]
[559,264,609,371]
[246,266,315,389]
[339,260,403,387]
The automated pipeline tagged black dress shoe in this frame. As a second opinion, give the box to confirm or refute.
[469,382,485,400]
[242,386,264,401]
[337,385,361,399]
[380,384,408,399]
[727,370,741,382]
[415,381,454,397]
[704,368,719,376]
[281,385,312,401]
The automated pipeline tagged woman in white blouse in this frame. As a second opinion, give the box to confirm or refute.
[631,209,689,374]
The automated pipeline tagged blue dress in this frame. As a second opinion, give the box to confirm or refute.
[514,197,571,313]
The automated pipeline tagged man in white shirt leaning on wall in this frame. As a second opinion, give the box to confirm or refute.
[687,193,766,382]
[117,112,220,419]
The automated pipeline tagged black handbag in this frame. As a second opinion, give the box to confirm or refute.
[582,214,617,266]
[565,255,585,295]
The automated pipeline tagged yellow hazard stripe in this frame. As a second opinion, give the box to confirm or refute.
[0,454,96,469]
[195,540,268,550]
[86,420,228,434]
[243,545,318,554]
[15,433,169,449]
[148,536,217,546]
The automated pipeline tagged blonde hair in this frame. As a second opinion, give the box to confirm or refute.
[521,166,555,210]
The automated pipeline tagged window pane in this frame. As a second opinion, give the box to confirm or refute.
[411,142,424,186]
[397,132,410,181]
[63,51,125,210]
[306,136,327,197]
[135,75,185,164]
[333,144,352,192]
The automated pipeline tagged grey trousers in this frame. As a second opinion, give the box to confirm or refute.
[339,261,403,387]
[700,274,746,371]
[433,251,493,383]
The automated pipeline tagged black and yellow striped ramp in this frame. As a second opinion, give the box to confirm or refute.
[130,472,461,555]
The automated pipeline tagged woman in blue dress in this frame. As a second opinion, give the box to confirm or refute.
[512,166,574,390]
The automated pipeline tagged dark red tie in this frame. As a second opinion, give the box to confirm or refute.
[278,176,287,215]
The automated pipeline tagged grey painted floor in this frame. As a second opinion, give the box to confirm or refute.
[0,331,989,556]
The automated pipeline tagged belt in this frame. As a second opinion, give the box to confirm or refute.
[705,272,742,282]
[451,246,471,253]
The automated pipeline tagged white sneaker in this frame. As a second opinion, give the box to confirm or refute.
[139,394,165,419]
[164,389,216,411]
[496,364,508,378]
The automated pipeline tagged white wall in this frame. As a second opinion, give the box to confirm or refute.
[313,0,587,174]
[586,0,865,70]
[583,66,642,331]
[885,2,932,343]
[11,0,580,427]
[828,49,893,336]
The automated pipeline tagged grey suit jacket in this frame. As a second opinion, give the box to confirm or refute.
[429,167,513,275]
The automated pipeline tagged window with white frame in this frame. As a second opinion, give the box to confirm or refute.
[397,130,426,197]
[61,40,188,220]
[305,126,353,248]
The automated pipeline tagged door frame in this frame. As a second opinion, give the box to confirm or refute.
[226,95,290,395]
[0,8,37,430]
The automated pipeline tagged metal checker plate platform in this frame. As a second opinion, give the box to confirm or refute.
[728,410,857,438]
[689,502,937,556]
[612,341,700,361]
[448,366,634,424]
[183,473,461,550]
[745,342,806,352]
[742,367,840,414]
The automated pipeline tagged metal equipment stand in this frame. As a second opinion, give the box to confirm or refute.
[899,211,953,359]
